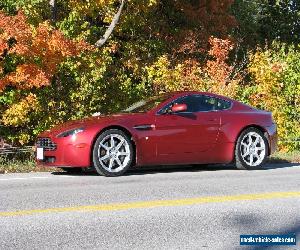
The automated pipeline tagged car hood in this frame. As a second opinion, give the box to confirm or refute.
[38,113,138,137]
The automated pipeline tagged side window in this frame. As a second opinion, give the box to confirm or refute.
[158,95,198,113]
[158,94,231,114]
[177,95,208,112]
[159,95,214,113]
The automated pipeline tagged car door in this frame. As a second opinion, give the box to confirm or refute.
[153,94,221,165]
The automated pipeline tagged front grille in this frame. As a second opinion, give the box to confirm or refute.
[36,138,57,151]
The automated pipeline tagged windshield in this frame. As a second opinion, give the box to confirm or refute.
[123,94,172,113]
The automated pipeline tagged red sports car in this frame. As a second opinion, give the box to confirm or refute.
[36,91,277,176]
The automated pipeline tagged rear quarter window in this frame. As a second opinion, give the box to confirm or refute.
[202,96,232,111]
[214,98,231,110]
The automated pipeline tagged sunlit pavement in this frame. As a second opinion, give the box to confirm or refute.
[0,163,299,250]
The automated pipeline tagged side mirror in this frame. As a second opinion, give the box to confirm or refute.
[171,103,187,113]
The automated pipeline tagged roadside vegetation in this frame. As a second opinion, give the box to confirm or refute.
[0,0,299,167]
[0,153,58,173]
[268,151,300,164]
[0,158,36,174]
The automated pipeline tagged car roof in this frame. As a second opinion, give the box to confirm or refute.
[169,91,235,102]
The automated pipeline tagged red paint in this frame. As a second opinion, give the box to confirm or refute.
[36,91,277,168]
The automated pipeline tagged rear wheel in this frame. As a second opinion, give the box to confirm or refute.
[235,127,268,170]
[92,129,133,177]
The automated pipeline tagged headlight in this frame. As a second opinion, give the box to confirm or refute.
[56,127,85,138]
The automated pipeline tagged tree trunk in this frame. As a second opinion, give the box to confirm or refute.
[49,0,57,24]
[95,0,125,48]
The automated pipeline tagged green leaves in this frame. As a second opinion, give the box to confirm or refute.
[247,42,300,151]
[0,0,298,152]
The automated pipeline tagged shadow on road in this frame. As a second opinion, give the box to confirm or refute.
[51,164,238,177]
[264,162,300,170]
[229,213,299,250]
[51,162,299,177]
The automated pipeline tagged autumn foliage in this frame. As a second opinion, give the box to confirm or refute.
[247,43,300,151]
[0,11,90,92]
[176,0,237,33]
[206,37,234,84]
[0,1,298,151]
[147,37,240,98]
[173,0,237,55]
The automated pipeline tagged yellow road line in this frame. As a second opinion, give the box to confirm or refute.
[1,191,300,217]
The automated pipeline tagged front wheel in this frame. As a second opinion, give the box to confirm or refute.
[235,127,269,170]
[92,129,133,177]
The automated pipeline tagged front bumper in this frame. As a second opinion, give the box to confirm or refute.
[36,133,93,168]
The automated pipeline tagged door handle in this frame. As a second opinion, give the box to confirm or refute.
[133,124,156,130]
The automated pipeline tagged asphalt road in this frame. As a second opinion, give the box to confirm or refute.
[0,163,299,250]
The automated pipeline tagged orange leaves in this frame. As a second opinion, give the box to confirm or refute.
[146,36,241,98]
[206,37,234,85]
[1,64,51,90]
[172,0,237,57]
[0,11,32,49]
[208,37,234,61]
[271,62,284,73]
[203,37,241,98]
[0,11,92,92]
[31,22,91,75]
[0,38,8,56]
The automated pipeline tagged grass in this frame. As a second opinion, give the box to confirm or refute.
[268,151,300,164]
[0,151,299,174]
[0,154,59,174]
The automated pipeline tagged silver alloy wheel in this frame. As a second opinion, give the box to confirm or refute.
[97,134,131,173]
[240,131,266,167]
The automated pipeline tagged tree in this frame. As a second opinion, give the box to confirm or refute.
[94,0,125,47]
[49,0,125,48]
[247,42,300,150]
[231,0,300,47]
[158,0,237,58]
[0,11,90,92]
[145,37,241,98]
[0,0,239,145]
[258,0,300,44]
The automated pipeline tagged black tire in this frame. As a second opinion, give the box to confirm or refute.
[60,167,83,173]
[235,127,269,170]
[92,129,133,177]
